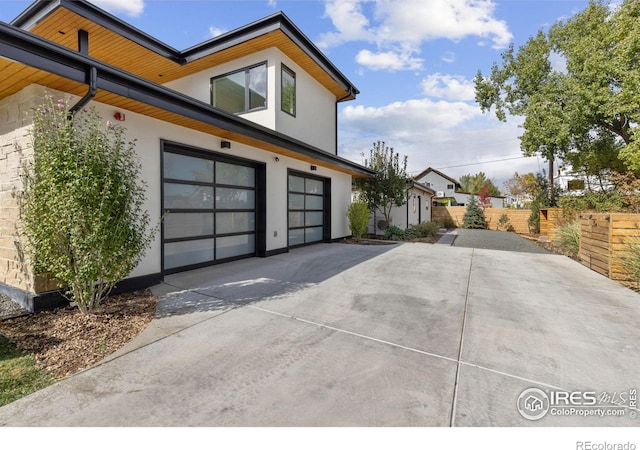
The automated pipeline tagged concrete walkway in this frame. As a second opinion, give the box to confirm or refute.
[1,243,639,426]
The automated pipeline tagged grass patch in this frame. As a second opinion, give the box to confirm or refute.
[0,333,55,407]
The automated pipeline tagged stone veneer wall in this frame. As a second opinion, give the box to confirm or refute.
[0,84,59,307]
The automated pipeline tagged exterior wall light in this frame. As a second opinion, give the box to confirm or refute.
[221,140,231,149]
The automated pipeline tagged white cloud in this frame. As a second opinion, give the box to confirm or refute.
[92,0,144,17]
[373,0,513,48]
[442,51,456,63]
[320,0,374,48]
[209,26,228,38]
[355,49,423,71]
[421,73,476,101]
[267,0,277,7]
[320,0,512,72]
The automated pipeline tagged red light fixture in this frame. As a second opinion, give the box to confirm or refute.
[114,112,126,121]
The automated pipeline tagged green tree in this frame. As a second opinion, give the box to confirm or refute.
[355,141,409,225]
[462,196,487,229]
[20,96,155,314]
[475,0,640,176]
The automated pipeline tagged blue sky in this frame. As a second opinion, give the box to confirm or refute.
[1,0,592,188]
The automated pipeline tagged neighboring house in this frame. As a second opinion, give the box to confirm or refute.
[415,167,504,208]
[0,0,374,311]
[353,180,435,235]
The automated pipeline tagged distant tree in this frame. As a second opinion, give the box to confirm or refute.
[504,172,538,208]
[460,172,501,197]
[478,185,491,207]
[527,172,555,234]
[355,141,409,225]
[462,196,487,229]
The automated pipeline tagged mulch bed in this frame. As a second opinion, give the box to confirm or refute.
[0,290,157,379]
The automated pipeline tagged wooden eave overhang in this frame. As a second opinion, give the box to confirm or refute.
[12,0,359,101]
[0,22,374,178]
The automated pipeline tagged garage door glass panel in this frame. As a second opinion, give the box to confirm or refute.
[288,211,304,228]
[305,212,323,227]
[216,162,255,187]
[305,179,323,194]
[164,239,214,270]
[288,229,305,246]
[216,188,255,210]
[217,235,255,260]
[289,194,304,210]
[288,175,305,193]
[164,183,214,209]
[305,195,323,210]
[216,212,255,234]
[305,227,323,243]
[164,212,214,239]
[164,153,213,182]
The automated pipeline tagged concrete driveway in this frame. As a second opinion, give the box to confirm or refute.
[1,242,639,426]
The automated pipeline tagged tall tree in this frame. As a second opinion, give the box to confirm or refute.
[355,141,409,225]
[475,0,640,187]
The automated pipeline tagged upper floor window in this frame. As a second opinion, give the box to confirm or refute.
[281,64,296,116]
[211,62,267,114]
[447,184,455,190]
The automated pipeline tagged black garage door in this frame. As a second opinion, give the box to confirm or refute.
[162,142,263,273]
[288,171,330,247]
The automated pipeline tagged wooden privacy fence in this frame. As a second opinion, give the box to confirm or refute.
[578,213,640,286]
[432,206,532,235]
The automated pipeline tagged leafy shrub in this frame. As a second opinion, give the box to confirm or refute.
[347,202,370,241]
[556,221,580,256]
[20,96,155,314]
[435,217,457,229]
[403,227,417,240]
[462,196,486,229]
[412,221,441,238]
[384,225,406,241]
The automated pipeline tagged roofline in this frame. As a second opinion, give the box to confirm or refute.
[11,0,359,98]
[414,167,462,188]
[408,180,436,195]
[0,21,373,177]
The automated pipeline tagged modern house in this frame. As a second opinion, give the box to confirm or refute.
[0,0,374,311]
[415,167,504,208]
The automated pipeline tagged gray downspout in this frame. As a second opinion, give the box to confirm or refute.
[70,30,97,115]
[69,66,97,115]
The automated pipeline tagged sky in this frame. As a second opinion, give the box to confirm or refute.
[1,0,594,189]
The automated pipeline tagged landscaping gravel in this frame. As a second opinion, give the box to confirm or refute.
[0,294,29,320]
[449,228,551,254]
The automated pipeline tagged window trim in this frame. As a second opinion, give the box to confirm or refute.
[281,63,296,117]
[210,61,268,115]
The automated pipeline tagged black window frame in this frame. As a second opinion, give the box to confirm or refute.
[210,61,268,115]
[281,63,296,117]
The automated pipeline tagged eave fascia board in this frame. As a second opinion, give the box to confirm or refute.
[12,0,183,62]
[0,22,373,178]
[12,2,359,100]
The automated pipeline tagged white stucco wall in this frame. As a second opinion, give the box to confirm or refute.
[164,47,337,154]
